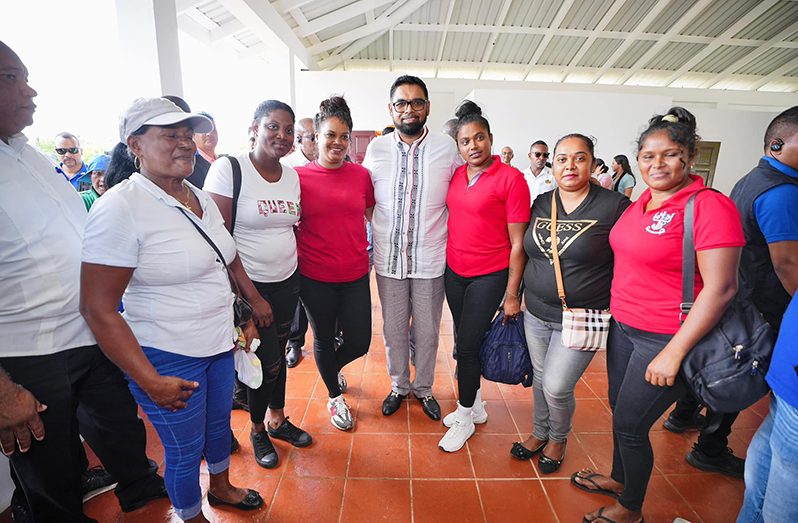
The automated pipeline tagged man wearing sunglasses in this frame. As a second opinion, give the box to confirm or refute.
[363,75,461,422]
[283,117,317,168]
[525,140,556,203]
[54,131,90,191]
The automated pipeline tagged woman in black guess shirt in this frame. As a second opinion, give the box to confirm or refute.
[512,134,630,474]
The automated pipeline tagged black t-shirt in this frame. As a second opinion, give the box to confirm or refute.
[523,184,631,323]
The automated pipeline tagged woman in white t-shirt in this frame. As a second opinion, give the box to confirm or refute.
[81,98,266,522]
[205,100,311,470]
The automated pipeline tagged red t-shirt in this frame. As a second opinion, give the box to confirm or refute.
[446,157,531,277]
[609,176,744,334]
[296,161,375,282]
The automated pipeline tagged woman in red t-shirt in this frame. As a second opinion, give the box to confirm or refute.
[295,97,375,432]
[439,101,531,452]
[573,107,744,523]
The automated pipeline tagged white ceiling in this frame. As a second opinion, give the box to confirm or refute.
[177,0,798,92]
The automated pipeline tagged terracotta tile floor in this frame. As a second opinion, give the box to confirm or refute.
[1,275,767,523]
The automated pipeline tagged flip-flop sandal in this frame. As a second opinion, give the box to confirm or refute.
[582,507,645,523]
[510,439,548,460]
[571,470,621,500]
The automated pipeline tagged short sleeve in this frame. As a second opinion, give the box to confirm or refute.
[506,171,532,223]
[202,156,235,198]
[693,191,745,251]
[619,174,636,192]
[82,193,139,267]
[753,184,798,243]
[614,195,633,222]
[362,140,376,173]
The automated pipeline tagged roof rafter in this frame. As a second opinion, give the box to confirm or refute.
[560,0,627,79]
[521,0,576,81]
[434,0,456,77]
[750,55,798,90]
[477,0,514,79]
[294,0,395,38]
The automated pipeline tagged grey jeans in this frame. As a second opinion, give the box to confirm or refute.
[376,274,445,397]
[524,312,596,442]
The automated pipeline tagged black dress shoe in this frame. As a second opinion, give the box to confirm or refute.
[268,417,312,447]
[207,488,264,511]
[510,439,548,460]
[417,395,441,420]
[686,444,744,478]
[663,411,706,433]
[286,344,302,368]
[538,442,567,474]
[382,391,406,416]
[250,431,279,469]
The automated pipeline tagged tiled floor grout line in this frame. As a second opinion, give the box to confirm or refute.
[661,474,705,523]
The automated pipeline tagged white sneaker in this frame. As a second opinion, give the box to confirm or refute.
[338,371,348,393]
[327,395,353,431]
[443,400,488,427]
[438,405,476,452]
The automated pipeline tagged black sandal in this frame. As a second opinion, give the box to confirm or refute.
[570,470,621,500]
[582,506,644,523]
[510,439,547,460]
[538,441,567,474]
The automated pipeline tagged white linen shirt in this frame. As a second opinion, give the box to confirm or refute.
[281,148,312,168]
[82,173,237,358]
[363,128,460,279]
[204,154,300,283]
[525,165,557,205]
[0,133,96,357]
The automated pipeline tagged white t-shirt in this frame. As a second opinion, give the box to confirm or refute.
[281,148,312,168]
[0,134,96,357]
[82,173,237,358]
[363,128,461,279]
[204,154,300,282]
[525,165,557,205]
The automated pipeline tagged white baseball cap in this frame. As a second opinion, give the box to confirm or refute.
[119,97,213,142]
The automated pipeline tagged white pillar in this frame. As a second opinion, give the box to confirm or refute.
[115,0,184,101]
[289,50,296,109]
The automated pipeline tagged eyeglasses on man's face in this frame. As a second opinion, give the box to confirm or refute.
[391,98,428,112]
[56,147,80,155]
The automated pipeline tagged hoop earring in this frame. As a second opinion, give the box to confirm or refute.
[133,155,141,171]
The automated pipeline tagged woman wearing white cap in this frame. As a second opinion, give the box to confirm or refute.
[80,97,270,521]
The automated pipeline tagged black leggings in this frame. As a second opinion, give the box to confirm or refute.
[248,271,299,421]
[444,266,507,409]
[607,320,687,512]
[300,274,372,397]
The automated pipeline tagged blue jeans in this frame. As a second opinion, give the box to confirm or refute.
[127,348,234,521]
[737,394,798,523]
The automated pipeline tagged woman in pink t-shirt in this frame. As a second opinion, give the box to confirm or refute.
[295,96,375,432]
[573,107,744,523]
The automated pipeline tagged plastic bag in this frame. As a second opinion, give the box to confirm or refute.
[234,339,262,389]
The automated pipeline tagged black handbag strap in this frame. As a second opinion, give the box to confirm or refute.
[681,188,719,321]
[177,205,241,296]
[218,155,243,234]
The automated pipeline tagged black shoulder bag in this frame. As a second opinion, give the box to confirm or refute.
[679,189,774,413]
[178,201,252,328]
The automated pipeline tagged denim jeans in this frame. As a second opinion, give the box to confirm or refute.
[737,394,798,523]
[524,313,596,442]
[127,348,235,521]
[607,320,687,512]
[444,266,508,408]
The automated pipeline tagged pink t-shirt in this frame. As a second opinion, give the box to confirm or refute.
[446,157,531,277]
[609,176,745,334]
[295,161,375,283]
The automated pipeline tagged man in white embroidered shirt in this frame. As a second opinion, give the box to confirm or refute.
[363,75,460,421]
[0,41,164,522]
[525,139,557,203]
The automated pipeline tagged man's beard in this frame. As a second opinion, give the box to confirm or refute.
[395,118,425,136]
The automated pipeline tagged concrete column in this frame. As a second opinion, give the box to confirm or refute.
[114,0,183,101]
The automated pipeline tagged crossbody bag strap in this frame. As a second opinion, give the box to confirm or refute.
[218,154,243,235]
[680,188,718,322]
[177,206,241,296]
[550,190,568,310]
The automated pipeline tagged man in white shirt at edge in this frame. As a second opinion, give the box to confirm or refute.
[0,41,165,522]
[363,75,461,421]
[281,117,318,369]
[525,139,557,203]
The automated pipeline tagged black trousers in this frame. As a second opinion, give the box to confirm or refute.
[249,271,299,421]
[1,345,159,523]
[670,393,738,455]
[444,266,508,409]
[288,299,309,349]
[300,274,372,397]
[607,321,687,512]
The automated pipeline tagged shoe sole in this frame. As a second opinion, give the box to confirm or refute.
[438,424,476,453]
[443,405,488,428]
[685,452,744,479]
[83,483,118,503]
[330,418,353,431]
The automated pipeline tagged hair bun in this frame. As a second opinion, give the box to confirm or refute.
[320,96,348,114]
[455,100,482,120]
[648,106,697,133]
